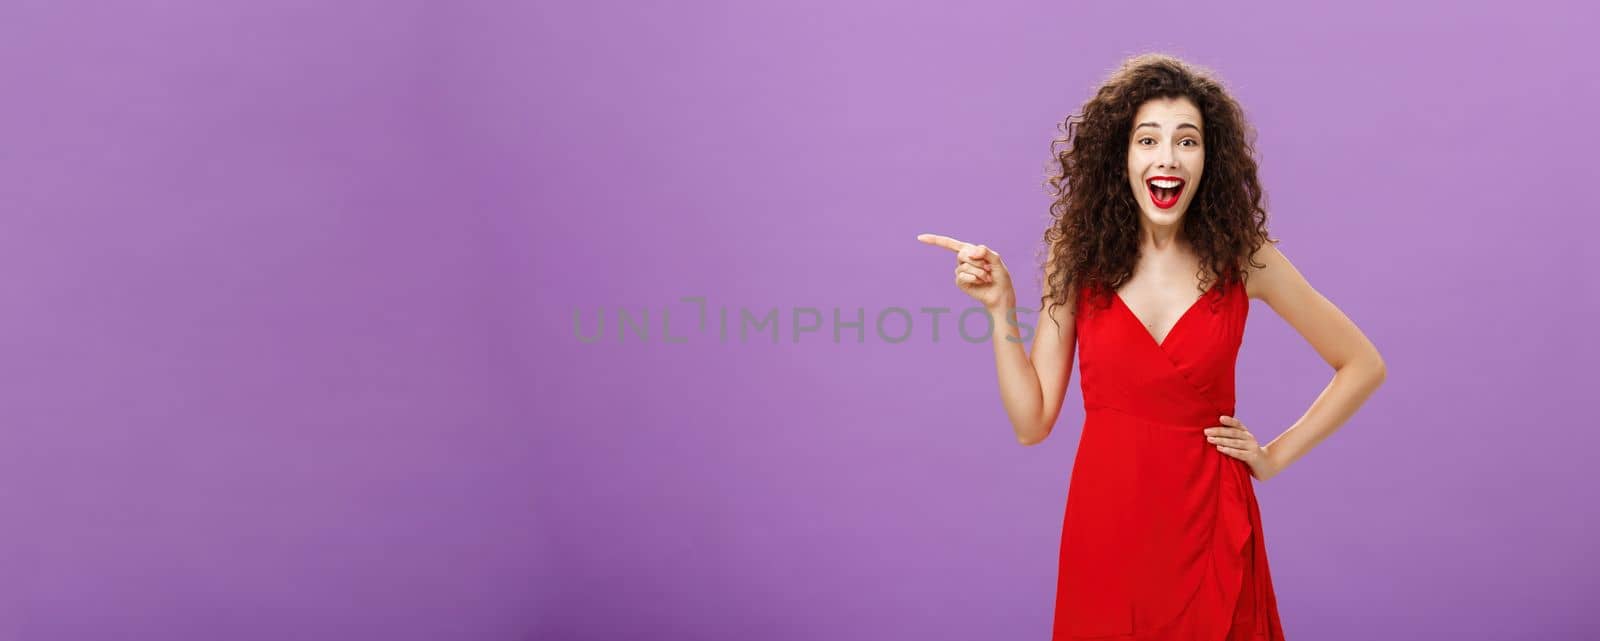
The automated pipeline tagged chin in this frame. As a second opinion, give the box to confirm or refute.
[1142,208,1186,224]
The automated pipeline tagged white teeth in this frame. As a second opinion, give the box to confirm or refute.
[1149,179,1183,189]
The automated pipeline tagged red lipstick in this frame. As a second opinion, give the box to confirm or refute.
[1145,176,1185,210]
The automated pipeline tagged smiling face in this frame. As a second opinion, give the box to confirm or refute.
[1127,96,1205,228]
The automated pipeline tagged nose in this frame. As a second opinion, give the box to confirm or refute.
[1159,145,1180,169]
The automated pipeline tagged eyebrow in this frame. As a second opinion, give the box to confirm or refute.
[1135,122,1202,134]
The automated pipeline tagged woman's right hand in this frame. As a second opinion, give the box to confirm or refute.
[917,233,1015,310]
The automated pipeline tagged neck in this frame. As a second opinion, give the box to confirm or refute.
[1138,217,1186,254]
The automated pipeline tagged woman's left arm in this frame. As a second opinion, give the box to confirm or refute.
[1248,242,1387,479]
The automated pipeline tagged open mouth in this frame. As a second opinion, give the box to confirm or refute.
[1146,177,1185,209]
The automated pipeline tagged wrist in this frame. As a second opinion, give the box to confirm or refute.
[986,293,1017,313]
[1261,444,1287,478]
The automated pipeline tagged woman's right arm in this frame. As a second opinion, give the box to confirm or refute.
[917,233,1076,446]
[988,264,1076,446]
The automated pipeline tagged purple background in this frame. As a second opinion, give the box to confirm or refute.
[0,1,1593,640]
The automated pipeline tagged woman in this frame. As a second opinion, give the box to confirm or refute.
[917,53,1386,639]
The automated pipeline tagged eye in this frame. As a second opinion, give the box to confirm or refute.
[1180,139,1200,147]
[1138,137,1155,145]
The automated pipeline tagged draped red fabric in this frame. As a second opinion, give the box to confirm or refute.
[1052,281,1284,640]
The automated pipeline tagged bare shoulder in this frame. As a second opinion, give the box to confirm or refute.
[1242,240,1298,303]
[1039,250,1079,320]
[1242,240,1325,321]
[1038,274,1079,338]
[1239,238,1386,372]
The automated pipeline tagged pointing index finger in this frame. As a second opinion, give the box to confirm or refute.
[916,233,968,253]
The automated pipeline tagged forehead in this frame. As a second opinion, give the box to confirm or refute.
[1132,96,1202,128]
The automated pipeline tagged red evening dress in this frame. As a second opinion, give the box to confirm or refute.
[1052,279,1284,640]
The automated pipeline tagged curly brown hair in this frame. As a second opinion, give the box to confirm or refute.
[1039,53,1276,327]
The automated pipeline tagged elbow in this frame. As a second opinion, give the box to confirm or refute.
[1016,411,1061,447]
[1353,353,1386,389]
[1016,426,1051,447]
[1338,348,1386,386]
